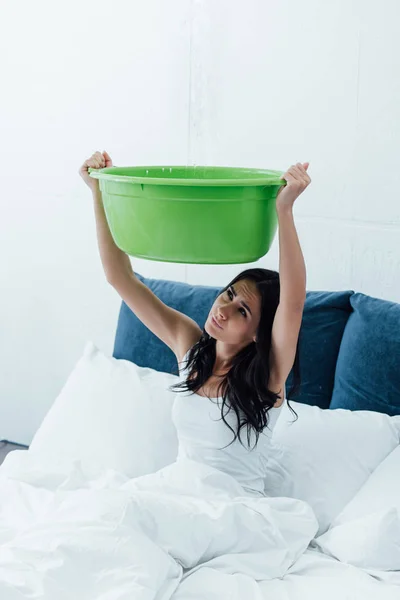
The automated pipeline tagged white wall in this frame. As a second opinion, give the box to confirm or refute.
[1,0,399,445]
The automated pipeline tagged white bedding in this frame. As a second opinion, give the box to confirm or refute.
[0,450,398,599]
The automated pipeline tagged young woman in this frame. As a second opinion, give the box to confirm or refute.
[79,151,311,497]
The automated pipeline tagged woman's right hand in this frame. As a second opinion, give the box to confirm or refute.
[79,150,113,192]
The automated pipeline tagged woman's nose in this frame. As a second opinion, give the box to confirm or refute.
[217,307,227,320]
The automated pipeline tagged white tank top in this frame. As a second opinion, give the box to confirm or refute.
[171,349,285,497]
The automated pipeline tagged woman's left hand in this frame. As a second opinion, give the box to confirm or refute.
[276,162,311,210]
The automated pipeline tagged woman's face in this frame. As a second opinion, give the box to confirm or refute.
[205,279,261,344]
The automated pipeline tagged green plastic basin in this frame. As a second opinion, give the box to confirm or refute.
[88,165,287,264]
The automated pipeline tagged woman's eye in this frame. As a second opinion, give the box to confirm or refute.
[227,289,246,317]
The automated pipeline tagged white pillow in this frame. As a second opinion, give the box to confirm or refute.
[332,445,400,525]
[312,444,400,570]
[29,342,179,478]
[263,402,400,534]
[313,508,400,570]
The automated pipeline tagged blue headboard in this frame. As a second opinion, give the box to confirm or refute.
[329,292,400,416]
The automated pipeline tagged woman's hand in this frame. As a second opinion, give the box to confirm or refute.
[276,162,311,210]
[79,150,113,193]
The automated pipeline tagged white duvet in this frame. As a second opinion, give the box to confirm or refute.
[0,451,398,600]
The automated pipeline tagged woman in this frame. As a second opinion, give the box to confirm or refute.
[79,151,311,497]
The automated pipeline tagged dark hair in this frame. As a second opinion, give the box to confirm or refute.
[169,268,300,450]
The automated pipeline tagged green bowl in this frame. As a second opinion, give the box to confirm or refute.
[88,165,286,264]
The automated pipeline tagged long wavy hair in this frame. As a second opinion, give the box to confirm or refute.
[169,268,301,450]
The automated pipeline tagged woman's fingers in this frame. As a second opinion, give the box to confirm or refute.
[89,151,106,169]
[291,163,310,184]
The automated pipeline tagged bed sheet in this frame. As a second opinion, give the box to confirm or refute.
[0,451,397,600]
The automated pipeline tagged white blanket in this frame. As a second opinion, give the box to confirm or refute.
[0,451,397,599]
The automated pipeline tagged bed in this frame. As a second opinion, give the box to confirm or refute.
[0,273,399,599]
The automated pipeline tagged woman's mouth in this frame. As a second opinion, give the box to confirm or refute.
[212,315,223,329]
